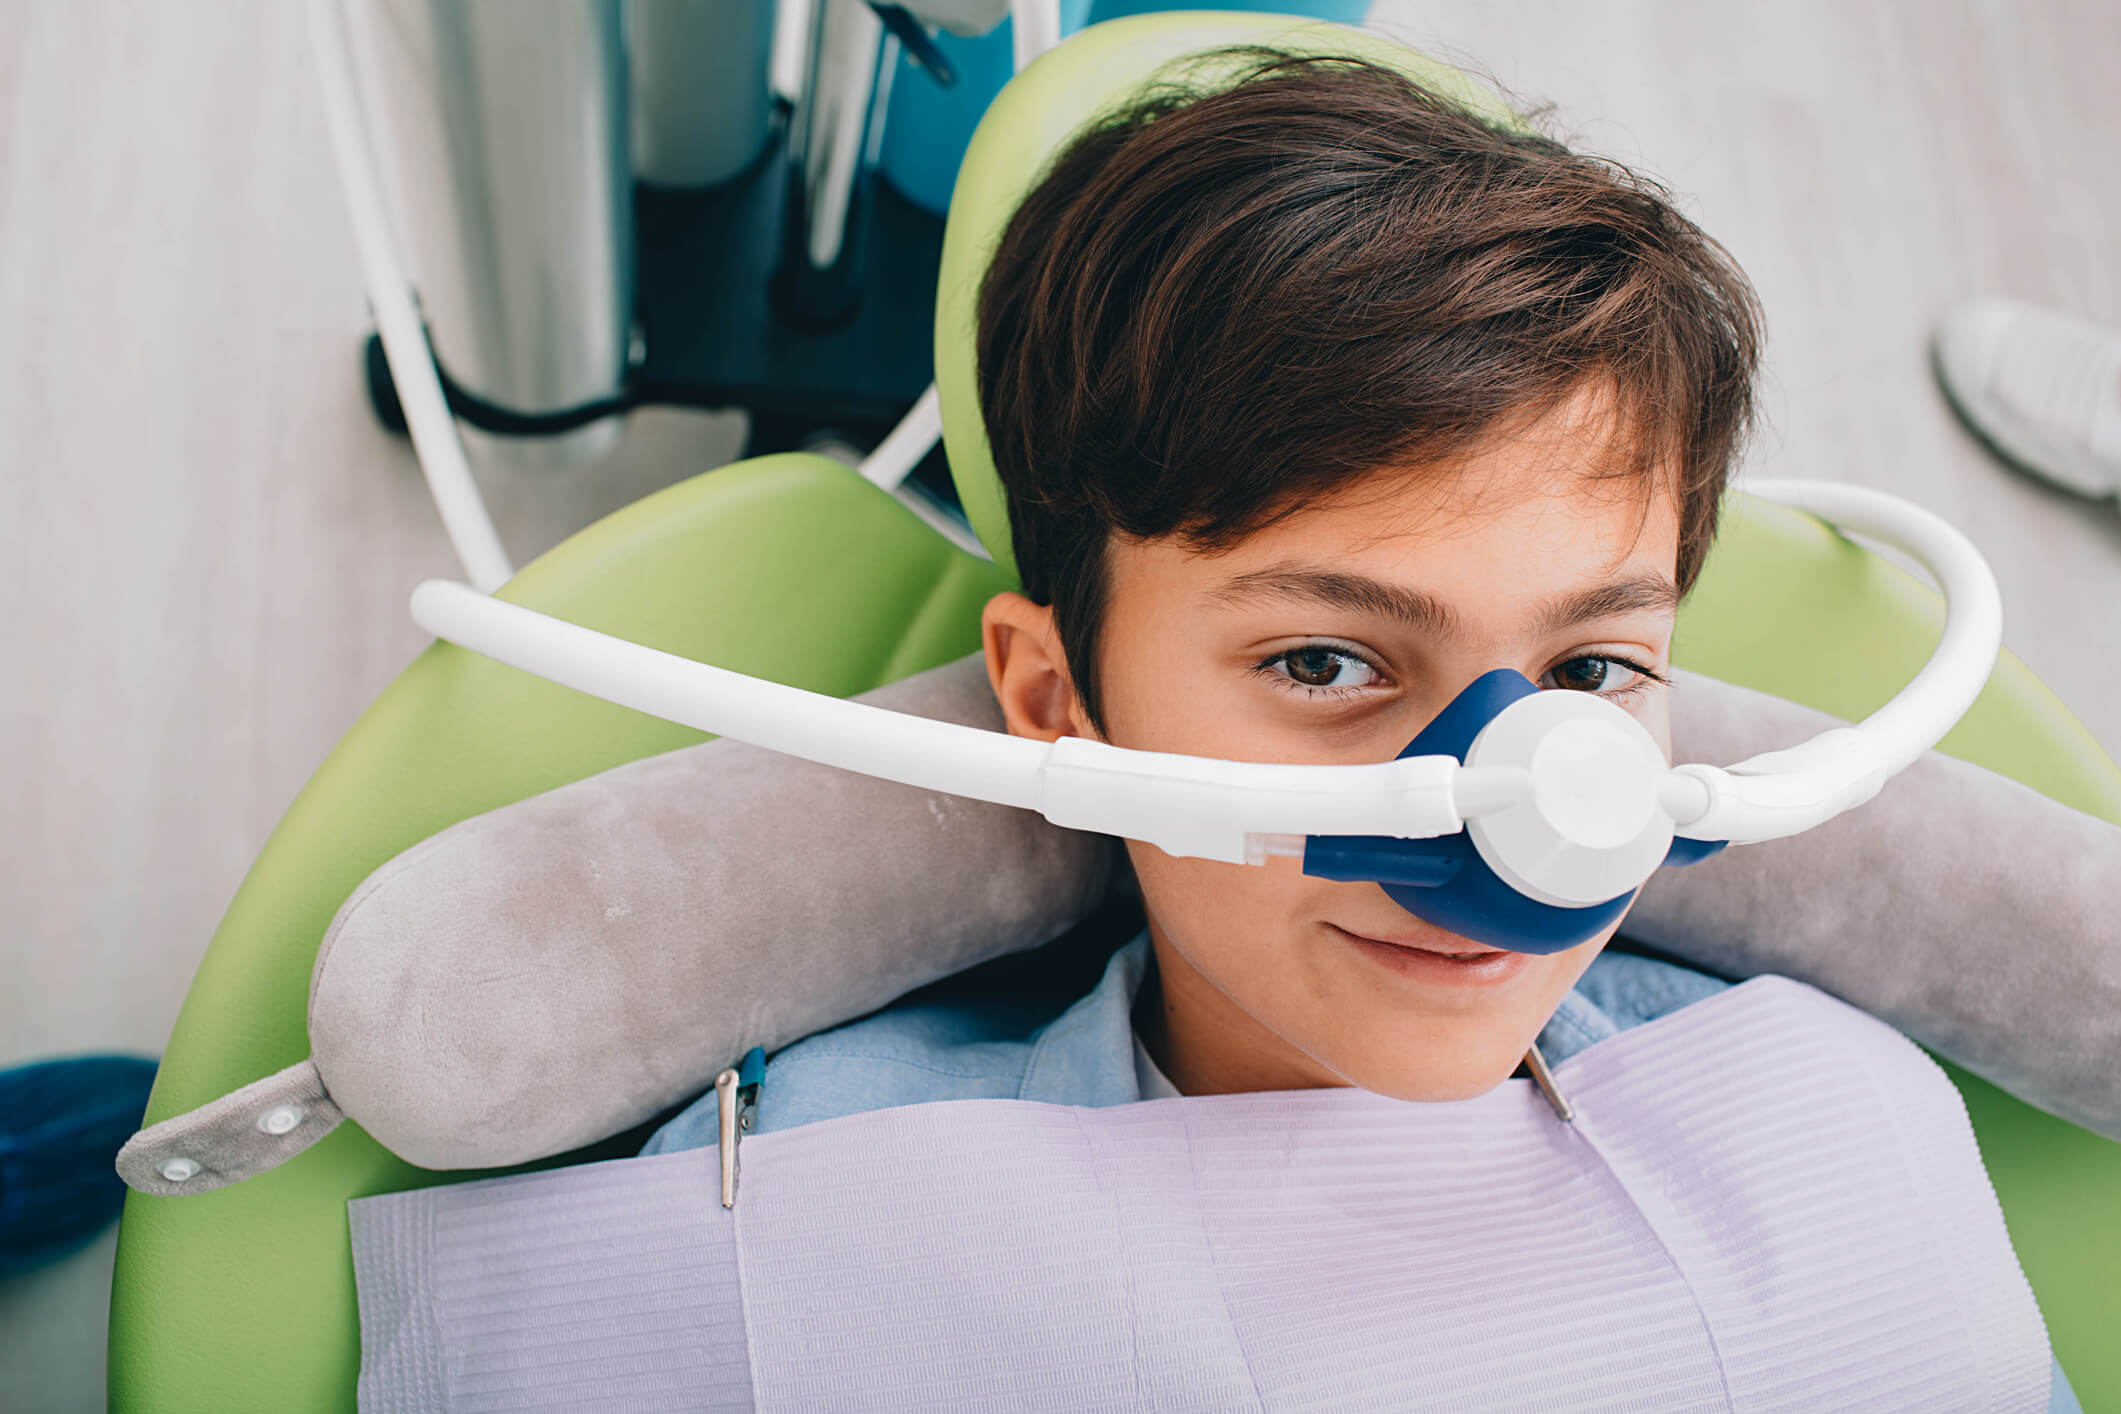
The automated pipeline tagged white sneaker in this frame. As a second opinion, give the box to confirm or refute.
[1931,297,2121,501]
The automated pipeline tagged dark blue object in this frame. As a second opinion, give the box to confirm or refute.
[870,4,959,85]
[1304,670,1725,955]
[0,1053,159,1277]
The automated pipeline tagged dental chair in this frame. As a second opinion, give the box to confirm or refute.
[108,13,2121,1412]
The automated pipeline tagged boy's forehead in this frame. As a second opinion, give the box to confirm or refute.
[1212,458,1677,592]
[1107,381,1687,632]
[1239,380,1679,569]
[1106,450,1683,645]
[1102,481,1681,655]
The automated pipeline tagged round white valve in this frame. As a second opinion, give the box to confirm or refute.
[1463,690,1676,908]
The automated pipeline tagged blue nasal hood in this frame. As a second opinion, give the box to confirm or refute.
[1301,670,1724,955]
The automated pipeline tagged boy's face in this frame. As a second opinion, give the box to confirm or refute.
[984,394,1682,1102]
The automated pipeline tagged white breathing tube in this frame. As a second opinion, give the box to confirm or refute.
[410,479,2001,880]
[412,578,1482,863]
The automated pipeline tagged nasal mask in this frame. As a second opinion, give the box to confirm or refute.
[412,478,2000,956]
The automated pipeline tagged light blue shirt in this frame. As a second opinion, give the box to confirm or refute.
[643,931,2076,1410]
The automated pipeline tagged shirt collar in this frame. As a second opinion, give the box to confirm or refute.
[1019,930,1156,1106]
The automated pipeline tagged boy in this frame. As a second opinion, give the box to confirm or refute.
[648,46,2074,1407]
[651,45,1747,1133]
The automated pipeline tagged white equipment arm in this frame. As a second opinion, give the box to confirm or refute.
[309,0,513,593]
[1009,0,1061,69]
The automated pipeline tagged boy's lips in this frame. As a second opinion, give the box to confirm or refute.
[1335,924,1500,957]
[1326,922,1532,986]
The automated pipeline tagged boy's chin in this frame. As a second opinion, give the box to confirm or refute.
[1332,1040,1542,1105]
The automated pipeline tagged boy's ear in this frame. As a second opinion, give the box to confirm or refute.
[981,592,1088,743]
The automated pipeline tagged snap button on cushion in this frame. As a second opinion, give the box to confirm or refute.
[160,1157,200,1183]
[258,1104,306,1136]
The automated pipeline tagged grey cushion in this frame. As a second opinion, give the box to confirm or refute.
[117,655,2121,1194]
[1631,670,2121,1141]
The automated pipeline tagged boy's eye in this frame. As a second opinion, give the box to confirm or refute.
[1262,645,1382,692]
[1541,655,1657,697]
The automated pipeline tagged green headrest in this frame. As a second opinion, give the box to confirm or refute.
[933,11,1516,572]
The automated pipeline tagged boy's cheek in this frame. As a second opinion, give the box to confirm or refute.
[1640,689,1675,761]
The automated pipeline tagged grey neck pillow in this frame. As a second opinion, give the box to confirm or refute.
[118,655,2121,1195]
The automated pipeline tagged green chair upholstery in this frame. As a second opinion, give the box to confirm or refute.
[112,12,2121,1410]
[109,456,1015,1412]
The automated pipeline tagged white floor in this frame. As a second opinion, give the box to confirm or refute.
[2,2,2116,1409]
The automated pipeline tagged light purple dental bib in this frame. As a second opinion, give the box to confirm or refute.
[350,977,2050,1413]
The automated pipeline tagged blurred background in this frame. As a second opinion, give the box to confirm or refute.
[2,1,2117,1408]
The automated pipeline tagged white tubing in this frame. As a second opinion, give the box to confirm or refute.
[1040,736,1469,864]
[1010,0,1060,71]
[402,471,2001,862]
[413,580,1050,807]
[1671,478,2004,844]
[1747,478,2003,766]
[858,383,942,490]
[308,0,514,593]
[410,579,1483,862]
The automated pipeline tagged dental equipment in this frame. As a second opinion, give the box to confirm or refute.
[323,0,1999,956]
[409,477,2001,955]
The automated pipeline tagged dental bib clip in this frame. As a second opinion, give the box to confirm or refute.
[410,479,2002,958]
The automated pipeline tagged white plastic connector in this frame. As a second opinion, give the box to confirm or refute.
[1657,771,1714,828]
[1243,833,1307,865]
[1040,737,1464,864]
[1670,727,1892,844]
[1462,689,1676,907]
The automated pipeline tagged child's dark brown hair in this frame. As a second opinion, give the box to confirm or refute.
[976,47,1763,730]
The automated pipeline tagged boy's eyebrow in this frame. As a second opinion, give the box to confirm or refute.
[1208,566,1461,637]
[1532,575,1681,634]
[1208,566,1679,638]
